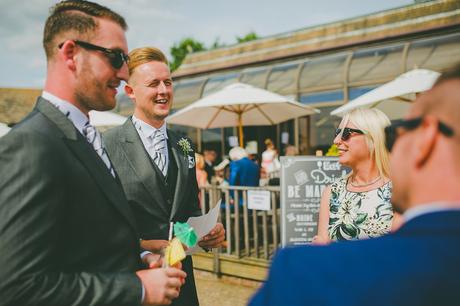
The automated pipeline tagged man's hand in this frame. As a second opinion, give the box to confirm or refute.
[142,253,162,269]
[141,239,169,253]
[198,223,225,248]
[137,267,186,305]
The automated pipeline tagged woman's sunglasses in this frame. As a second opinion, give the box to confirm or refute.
[384,117,454,152]
[335,127,365,141]
[58,40,129,69]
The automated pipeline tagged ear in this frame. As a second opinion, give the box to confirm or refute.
[414,116,438,168]
[124,83,136,101]
[58,40,77,71]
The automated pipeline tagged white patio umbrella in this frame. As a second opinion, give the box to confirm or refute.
[0,122,11,137]
[166,83,319,146]
[331,69,440,119]
[89,110,127,127]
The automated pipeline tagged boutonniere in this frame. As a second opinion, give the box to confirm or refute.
[177,138,193,156]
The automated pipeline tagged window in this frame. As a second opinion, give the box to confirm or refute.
[202,73,239,96]
[173,78,207,110]
[349,44,404,86]
[240,67,269,88]
[406,33,460,72]
[267,63,300,95]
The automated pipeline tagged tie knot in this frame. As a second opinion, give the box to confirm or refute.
[152,129,164,140]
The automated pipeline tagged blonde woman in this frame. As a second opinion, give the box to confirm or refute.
[313,108,402,244]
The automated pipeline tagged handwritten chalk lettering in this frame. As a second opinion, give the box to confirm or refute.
[310,169,339,184]
[323,161,340,171]
[287,185,300,198]
[305,185,327,198]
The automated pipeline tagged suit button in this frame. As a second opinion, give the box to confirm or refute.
[167,199,172,205]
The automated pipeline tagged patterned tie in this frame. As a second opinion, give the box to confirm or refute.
[150,129,167,176]
[83,122,115,177]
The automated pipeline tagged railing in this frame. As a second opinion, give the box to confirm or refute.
[198,184,281,261]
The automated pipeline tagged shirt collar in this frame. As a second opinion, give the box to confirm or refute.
[403,202,460,223]
[42,91,89,135]
[132,115,168,139]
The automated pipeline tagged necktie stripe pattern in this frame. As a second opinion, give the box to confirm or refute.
[83,122,115,177]
[151,130,167,176]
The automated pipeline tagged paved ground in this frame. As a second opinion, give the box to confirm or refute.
[194,270,261,306]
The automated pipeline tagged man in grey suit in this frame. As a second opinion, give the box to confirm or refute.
[104,47,226,306]
[0,1,185,305]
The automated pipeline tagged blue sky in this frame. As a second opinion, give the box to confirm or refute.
[0,0,414,88]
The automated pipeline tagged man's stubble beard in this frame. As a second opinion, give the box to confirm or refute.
[75,59,115,113]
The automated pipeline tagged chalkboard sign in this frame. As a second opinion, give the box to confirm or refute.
[280,156,349,246]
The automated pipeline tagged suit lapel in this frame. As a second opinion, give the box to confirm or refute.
[119,120,170,216]
[36,98,138,232]
[168,132,190,219]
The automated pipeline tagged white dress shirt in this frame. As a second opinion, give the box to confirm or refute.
[132,115,169,172]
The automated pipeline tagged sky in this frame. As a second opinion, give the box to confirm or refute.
[0,0,415,88]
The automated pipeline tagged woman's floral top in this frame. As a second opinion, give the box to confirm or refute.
[328,177,393,241]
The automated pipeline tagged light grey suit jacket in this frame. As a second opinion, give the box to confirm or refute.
[103,118,202,306]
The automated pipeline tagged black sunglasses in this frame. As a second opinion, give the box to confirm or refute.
[384,117,454,152]
[58,40,129,69]
[335,127,365,141]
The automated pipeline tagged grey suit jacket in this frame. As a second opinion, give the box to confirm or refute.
[103,118,202,306]
[0,98,142,306]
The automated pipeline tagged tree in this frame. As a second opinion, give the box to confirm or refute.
[170,38,206,72]
[236,31,259,43]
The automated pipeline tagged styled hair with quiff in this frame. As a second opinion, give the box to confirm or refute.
[43,0,127,59]
[127,47,169,76]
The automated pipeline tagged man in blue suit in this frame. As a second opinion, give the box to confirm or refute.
[249,63,460,306]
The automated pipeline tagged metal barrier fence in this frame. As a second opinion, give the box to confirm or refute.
[198,184,281,260]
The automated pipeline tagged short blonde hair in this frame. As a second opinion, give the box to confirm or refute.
[195,153,205,170]
[340,108,391,178]
[128,47,168,76]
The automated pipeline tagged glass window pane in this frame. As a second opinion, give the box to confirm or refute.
[202,128,222,156]
[240,67,269,88]
[407,33,460,72]
[349,44,404,85]
[348,86,377,100]
[173,78,206,110]
[299,53,348,91]
[202,73,239,96]
[168,125,198,149]
[300,90,344,104]
[266,63,300,95]
[309,106,342,155]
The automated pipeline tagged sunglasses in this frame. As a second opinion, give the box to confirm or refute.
[58,40,129,69]
[335,127,365,141]
[384,117,454,152]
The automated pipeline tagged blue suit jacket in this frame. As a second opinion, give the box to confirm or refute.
[250,210,460,306]
[229,157,260,187]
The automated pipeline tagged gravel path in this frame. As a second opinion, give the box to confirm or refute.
[195,270,261,306]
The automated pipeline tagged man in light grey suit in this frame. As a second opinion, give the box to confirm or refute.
[0,1,185,305]
[104,47,226,306]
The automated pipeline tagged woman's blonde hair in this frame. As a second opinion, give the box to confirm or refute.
[195,153,205,170]
[340,108,391,178]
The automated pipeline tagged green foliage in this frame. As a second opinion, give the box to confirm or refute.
[169,32,259,71]
[170,37,206,72]
[236,31,259,43]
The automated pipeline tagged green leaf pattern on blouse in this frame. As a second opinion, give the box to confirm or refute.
[328,177,393,241]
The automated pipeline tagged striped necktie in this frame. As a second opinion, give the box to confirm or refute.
[83,122,115,177]
[150,129,167,176]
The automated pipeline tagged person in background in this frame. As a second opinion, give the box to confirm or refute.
[250,63,460,306]
[203,148,217,183]
[229,146,260,190]
[284,145,299,156]
[195,153,208,188]
[261,138,280,178]
[0,1,185,305]
[312,108,402,244]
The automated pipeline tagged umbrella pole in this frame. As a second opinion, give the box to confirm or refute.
[238,113,244,147]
